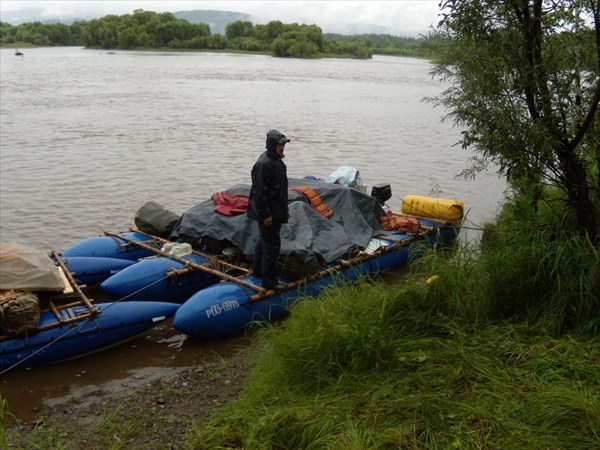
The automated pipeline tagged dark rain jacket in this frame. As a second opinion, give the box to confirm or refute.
[247,131,289,223]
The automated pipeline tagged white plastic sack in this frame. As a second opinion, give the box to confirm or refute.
[324,166,366,191]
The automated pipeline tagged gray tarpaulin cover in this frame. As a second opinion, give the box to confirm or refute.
[0,243,66,291]
[169,178,386,263]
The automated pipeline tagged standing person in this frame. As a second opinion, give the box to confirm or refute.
[247,129,291,292]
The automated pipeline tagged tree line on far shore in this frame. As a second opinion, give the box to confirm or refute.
[0,10,442,59]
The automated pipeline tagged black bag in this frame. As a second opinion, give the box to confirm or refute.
[277,250,320,280]
[134,202,180,238]
[199,236,230,254]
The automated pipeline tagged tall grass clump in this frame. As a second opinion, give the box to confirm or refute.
[189,277,600,449]
[0,395,12,450]
[398,242,493,328]
[189,279,401,449]
[249,279,399,393]
[412,189,599,337]
[479,189,599,336]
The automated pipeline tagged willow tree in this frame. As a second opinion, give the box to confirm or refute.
[433,0,600,243]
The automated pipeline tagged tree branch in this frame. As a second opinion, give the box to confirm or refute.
[510,0,540,120]
[568,1,600,152]
[567,80,600,152]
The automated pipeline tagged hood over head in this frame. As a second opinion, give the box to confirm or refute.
[266,129,291,153]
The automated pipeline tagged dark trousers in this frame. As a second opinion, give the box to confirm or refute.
[253,220,282,288]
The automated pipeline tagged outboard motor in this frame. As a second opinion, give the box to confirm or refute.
[371,183,392,205]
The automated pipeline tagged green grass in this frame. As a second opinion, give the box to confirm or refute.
[187,276,599,449]
[1,395,12,450]
[187,191,600,448]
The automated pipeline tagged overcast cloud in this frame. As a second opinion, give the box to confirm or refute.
[0,1,442,36]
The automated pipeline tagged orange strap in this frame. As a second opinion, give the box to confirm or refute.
[291,186,335,218]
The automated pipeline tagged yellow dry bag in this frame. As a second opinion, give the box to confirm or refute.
[401,195,464,222]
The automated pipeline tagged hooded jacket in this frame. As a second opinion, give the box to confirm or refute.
[247,130,289,223]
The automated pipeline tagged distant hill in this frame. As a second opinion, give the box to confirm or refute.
[0,8,410,37]
[173,10,253,35]
[323,22,400,36]
[176,11,406,36]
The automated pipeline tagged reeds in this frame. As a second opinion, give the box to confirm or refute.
[0,395,11,450]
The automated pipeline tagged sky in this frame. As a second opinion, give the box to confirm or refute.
[0,1,443,36]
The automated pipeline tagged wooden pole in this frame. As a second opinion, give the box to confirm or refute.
[51,250,99,314]
[126,227,252,274]
[247,229,434,302]
[103,231,266,294]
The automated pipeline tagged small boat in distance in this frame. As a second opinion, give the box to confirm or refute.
[15,49,23,57]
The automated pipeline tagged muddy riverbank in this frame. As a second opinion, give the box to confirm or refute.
[5,347,252,449]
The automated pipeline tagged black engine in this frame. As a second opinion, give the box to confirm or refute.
[370,183,392,205]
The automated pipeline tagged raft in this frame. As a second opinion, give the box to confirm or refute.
[172,217,458,339]
[56,185,463,339]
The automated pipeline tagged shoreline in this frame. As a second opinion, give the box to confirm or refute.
[5,348,253,448]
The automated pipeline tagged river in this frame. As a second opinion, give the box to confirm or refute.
[0,47,506,420]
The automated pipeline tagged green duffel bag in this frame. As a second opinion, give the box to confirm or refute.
[0,290,41,336]
[134,201,180,238]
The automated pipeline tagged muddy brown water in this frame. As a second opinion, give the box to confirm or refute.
[1,47,506,421]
